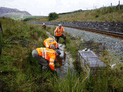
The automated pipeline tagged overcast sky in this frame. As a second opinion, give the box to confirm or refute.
[0,0,123,16]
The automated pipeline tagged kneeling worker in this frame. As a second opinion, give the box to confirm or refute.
[54,24,66,45]
[32,45,61,71]
[43,37,59,49]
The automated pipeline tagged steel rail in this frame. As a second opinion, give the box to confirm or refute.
[33,23,123,40]
[63,25,123,40]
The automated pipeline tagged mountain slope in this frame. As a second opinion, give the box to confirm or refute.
[0,7,31,16]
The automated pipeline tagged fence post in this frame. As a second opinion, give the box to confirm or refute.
[119,0,120,10]
[0,22,3,55]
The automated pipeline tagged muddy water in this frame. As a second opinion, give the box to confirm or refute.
[56,52,75,79]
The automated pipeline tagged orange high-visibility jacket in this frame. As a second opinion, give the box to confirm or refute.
[36,47,56,70]
[42,25,46,27]
[55,26,64,36]
[43,38,58,49]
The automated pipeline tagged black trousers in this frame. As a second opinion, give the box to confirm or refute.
[32,49,48,66]
[55,35,66,43]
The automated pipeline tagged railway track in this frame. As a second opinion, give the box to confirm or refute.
[40,22,123,40]
[30,22,123,39]
[63,26,123,40]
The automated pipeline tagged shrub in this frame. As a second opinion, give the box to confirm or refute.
[23,17,35,21]
[95,14,99,18]
[48,12,58,21]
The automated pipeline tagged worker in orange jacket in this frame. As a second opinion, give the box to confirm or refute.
[42,23,46,30]
[54,24,66,45]
[32,46,61,71]
[43,37,59,49]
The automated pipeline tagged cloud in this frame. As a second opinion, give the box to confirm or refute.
[0,0,123,16]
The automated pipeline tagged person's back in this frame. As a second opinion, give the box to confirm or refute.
[36,47,56,59]
[43,38,59,49]
[34,47,59,71]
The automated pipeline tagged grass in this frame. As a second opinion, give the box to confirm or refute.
[0,17,49,91]
[0,28,2,55]
[0,17,123,92]
[2,13,31,21]
[25,5,123,92]
[62,33,123,92]
[27,5,123,22]
[53,8,123,22]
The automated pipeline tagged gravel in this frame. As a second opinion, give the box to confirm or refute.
[45,25,123,57]
[30,21,123,33]
[63,27,123,57]
[30,22,123,57]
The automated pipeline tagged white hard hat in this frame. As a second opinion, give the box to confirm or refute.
[49,44,55,49]
[58,24,62,27]
[43,23,45,25]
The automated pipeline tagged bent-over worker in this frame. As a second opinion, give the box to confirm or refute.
[43,37,59,49]
[32,47,61,71]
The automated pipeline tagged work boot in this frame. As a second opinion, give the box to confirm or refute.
[40,66,48,73]
[42,66,48,70]
[40,65,47,71]
[64,41,66,45]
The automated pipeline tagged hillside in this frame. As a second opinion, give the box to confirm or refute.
[0,7,31,20]
[28,5,123,22]
[0,17,48,91]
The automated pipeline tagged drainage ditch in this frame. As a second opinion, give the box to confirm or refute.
[46,31,75,78]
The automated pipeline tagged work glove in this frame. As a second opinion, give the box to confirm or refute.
[54,69,57,72]
[50,68,56,73]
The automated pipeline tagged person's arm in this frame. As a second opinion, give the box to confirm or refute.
[49,55,56,71]
[62,27,66,36]
[54,27,58,36]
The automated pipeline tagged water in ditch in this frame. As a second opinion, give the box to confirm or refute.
[55,51,75,79]
[46,31,75,79]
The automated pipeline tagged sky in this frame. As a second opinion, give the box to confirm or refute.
[0,0,123,16]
